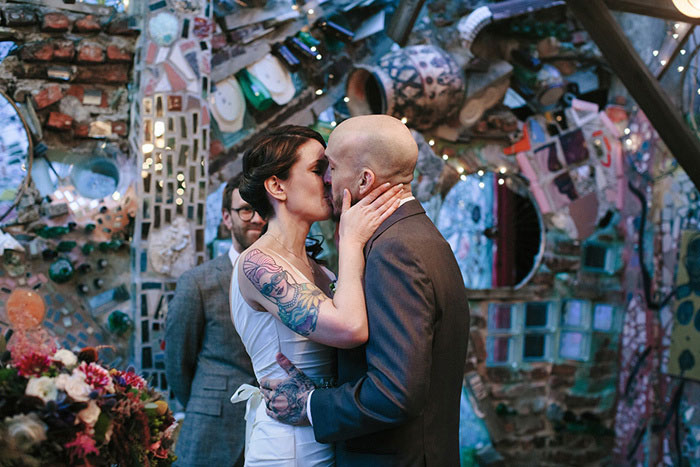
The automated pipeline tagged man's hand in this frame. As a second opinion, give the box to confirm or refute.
[260,352,315,426]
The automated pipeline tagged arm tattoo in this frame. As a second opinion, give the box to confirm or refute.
[243,249,324,336]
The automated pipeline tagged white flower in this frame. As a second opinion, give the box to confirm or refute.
[52,349,78,369]
[55,372,91,402]
[78,400,101,427]
[25,376,58,403]
[4,413,47,450]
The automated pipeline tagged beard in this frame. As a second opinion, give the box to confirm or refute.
[232,224,262,250]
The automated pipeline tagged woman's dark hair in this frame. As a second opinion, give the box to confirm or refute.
[221,172,243,213]
[239,125,326,219]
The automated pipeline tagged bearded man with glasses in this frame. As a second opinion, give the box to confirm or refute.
[166,173,266,467]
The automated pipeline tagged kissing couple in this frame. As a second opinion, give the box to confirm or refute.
[229,114,469,466]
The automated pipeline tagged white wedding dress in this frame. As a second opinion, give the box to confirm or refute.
[229,255,335,466]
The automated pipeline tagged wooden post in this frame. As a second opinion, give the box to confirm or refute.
[567,0,700,190]
[386,0,427,46]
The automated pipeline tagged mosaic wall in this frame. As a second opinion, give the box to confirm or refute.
[0,2,137,368]
[129,0,212,399]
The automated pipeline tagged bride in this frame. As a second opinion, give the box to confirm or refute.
[229,125,402,466]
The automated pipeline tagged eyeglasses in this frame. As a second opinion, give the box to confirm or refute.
[231,206,258,222]
[261,271,287,296]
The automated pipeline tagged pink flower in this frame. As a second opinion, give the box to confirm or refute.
[15,352,52,377]
[64,431,99,462]
[76,362,114,394]
[111,369,147,389]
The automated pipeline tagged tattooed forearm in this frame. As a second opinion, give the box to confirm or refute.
[243,249,325,336]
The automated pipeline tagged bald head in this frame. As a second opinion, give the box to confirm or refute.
[328,115,418,184]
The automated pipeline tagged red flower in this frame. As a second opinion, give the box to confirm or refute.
[15,352,52,377]
[77,362,114,393]
[65,431,99,462]
[111,369,147,389]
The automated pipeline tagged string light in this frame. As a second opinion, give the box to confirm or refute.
[316,54,323,60]
[499,166,507,174]
[674,23,681,29]
[310,46,317,52]
[681,49,687,55]
[142,143,154,153]
[460,175,467,181]
[315,89,323,95]
[653,50,659,56]
[673,33,679,39]
[457,166,465,174]
[112,192,121,201]
[307,8,314,14]
[176,198,183,206]
[343,96,350,103]
[478,181,485,189]
[442,154,449,160]
[477,169,485,176]
[678,65,685,72]
[428,139,435,146]
[177,173,185,181]
[400,117,408,124]
[624,127,631,135]
[498,178,505,185]
[660,59,667,66]
[331,121,337,127]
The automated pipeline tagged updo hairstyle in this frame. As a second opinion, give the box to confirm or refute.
[239,125,326,219]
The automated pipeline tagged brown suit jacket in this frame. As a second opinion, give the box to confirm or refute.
[310,200,469,466]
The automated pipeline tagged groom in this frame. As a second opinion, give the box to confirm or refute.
[260,115,469,466]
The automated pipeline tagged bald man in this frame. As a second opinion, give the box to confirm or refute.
[261,115,469,466]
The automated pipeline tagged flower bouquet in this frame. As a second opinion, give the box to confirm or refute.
[0,329,177,466]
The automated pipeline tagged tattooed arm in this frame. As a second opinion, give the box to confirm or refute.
[238,184,403,349]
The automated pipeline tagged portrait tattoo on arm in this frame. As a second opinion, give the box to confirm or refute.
[243,249,324,336]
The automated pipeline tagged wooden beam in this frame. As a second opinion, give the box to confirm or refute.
[655,24,694,80]
[567,0,700,190]
[604,0,700,24]
[386,0,427,46]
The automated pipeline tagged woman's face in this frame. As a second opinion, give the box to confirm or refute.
[283,139,331,222]
[259,269,290,299]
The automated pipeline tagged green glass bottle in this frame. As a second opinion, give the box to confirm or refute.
[49,258,74,283]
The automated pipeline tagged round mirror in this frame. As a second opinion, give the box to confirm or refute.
[0,90,33,224]
[436,171,545,290]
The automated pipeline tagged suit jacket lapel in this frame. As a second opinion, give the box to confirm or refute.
[215,253,234,296]
[364,199,425,256]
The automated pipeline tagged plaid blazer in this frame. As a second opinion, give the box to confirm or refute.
[165,253,256,466]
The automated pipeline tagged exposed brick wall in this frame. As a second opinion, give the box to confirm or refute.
[0,5,136,151]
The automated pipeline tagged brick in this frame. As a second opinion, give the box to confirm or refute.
[106,45,133,62]
[551,363,577,377]
[42,12,70,32]
[74,14,101,33]
[75,64,129,84]
[47,112,73,131]
[20,42,54,62]
[66,85,84,101]
[34,84,64,109]
[53,40,75,61]
[74,123,89,138]
[4,6,38,26]
[111,121,127,136]
[106,17,137,36]
[77,42,105,63]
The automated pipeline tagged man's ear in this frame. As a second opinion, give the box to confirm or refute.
[222,209,233,231]
[357,168,376,196]
[264,176,287,202]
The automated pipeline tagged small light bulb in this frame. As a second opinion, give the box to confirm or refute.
[315,89,323,95]
[652,50,659,56]
[177,173,185,181]
[310,46,317,52]
[343,96,350,103]
[291,4,298,10]
[142,143,154,153]
[675,23,681,29]
[400,117,408,124]
[660,59,667,66]
[457,166,464,174]
[460,175,467,181]
[176,198,183,206]
[331,121,337,127]
[678,66,685,72]
[681,49,687,55]
[177,188,184,195]
[673,33,679,39]
[307,8,314,14]
[499,166,507,174]
[155,163,163,171]
[478,181,485,189]
[141,170,148,178]
[428,139,435,146]
[498,178,505,185]
[477,169,484,176]
[442,154,449,160]
[624,128,631,135]
[316,54,323,60]
[112,192,121,200]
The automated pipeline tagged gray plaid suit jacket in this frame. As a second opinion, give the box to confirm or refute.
[310,200,469,467]
[165,252,256,467]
